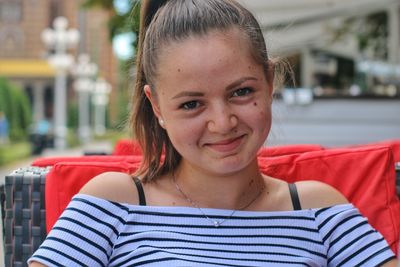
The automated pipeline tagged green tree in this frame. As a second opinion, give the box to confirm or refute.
[82,0,140,46]
[331,12,387,60]
[82,0,141,130]
[0,77,32,141]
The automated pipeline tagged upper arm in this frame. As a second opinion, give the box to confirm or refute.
[28,173,136,266]
[29,262,47,267]
[79,171,140,205]
[380,259,398,267]
[296,180,348,209]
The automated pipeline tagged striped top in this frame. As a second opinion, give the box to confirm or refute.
[29,194,395,267]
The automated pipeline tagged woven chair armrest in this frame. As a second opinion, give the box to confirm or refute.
[3,166,48,267]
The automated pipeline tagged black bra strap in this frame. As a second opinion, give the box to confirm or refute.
[132,176,146,206]
[288,183,301,210]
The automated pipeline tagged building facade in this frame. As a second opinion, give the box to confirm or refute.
[0,0,117,126]
[238,0,400,97]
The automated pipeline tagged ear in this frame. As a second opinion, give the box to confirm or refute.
[144,85,162,119]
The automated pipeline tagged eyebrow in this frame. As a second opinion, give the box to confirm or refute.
[171,76,258,100]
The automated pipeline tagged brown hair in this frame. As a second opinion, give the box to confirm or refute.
[131,0,272,182]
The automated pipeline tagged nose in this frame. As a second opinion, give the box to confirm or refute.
[207,104,238,134]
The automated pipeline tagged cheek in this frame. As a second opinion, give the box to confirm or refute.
[251,98,270,115]
[247,100,272,131]
[166,119,203,147]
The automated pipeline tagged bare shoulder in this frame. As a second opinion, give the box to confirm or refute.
[29,262,47,267]
[79,171,140,204]
[380,259,398,267]
[295,180,348,209]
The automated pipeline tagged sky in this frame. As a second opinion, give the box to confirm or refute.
[113,33,135,60]
[112,0,135,60]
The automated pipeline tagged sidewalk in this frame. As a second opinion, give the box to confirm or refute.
[0,140,113,267]
[0,140,113,184]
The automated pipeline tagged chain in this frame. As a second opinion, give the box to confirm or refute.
[173,173,266,227]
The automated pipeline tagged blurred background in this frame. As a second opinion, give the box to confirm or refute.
[0,0,399,165]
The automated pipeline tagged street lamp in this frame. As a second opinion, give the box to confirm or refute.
[92,77,111,136]
[41,16,80,150]
[71,54,98,144]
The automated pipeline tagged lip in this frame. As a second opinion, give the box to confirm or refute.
[204,135,245,153]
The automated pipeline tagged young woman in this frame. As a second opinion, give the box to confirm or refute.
[29,0,397,266]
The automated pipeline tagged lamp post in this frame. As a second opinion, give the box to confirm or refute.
[41,16,79,150]
[92,77,111,136]
[71,54,98,144]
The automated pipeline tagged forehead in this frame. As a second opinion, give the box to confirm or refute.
[154,28,261,87]
[162,28,251,59]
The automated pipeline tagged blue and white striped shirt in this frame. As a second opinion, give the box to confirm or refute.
[29,194,395,266]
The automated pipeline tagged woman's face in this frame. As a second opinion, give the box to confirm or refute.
[145,29,273,176]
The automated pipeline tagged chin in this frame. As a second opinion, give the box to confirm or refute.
[206,155,255,175]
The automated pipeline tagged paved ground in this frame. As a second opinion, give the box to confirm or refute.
[0,141,113,185]
[268,99,400,147]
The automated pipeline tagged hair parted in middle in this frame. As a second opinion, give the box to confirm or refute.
[131,0,273,182]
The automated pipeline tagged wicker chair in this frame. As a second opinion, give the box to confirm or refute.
[3,167,48,267]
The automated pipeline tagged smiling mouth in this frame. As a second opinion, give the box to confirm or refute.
[205,135,245,153]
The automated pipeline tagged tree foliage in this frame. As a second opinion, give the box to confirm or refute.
[82,0,141,43]
[81,0,141,127]
[82,0,115,10]
[332,12,388,60]
[0,77,32,141]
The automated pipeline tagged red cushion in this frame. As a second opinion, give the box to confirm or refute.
[257,144,324,157]
[45,160,141,232]
[366,140,400,162]
[44,145,399,254]
[258,145,400,253]
[32,155,142,167]
[113,139,142,155]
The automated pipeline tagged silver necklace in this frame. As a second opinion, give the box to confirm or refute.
[173,173,266,227]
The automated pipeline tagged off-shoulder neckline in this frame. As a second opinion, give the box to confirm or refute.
[74,193,354,216]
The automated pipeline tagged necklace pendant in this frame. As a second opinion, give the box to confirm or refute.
[213,221,220,227]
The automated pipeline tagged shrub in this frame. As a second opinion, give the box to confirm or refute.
[0,77,32,141]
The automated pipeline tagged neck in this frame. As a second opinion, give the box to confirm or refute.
[172,159,265,210]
